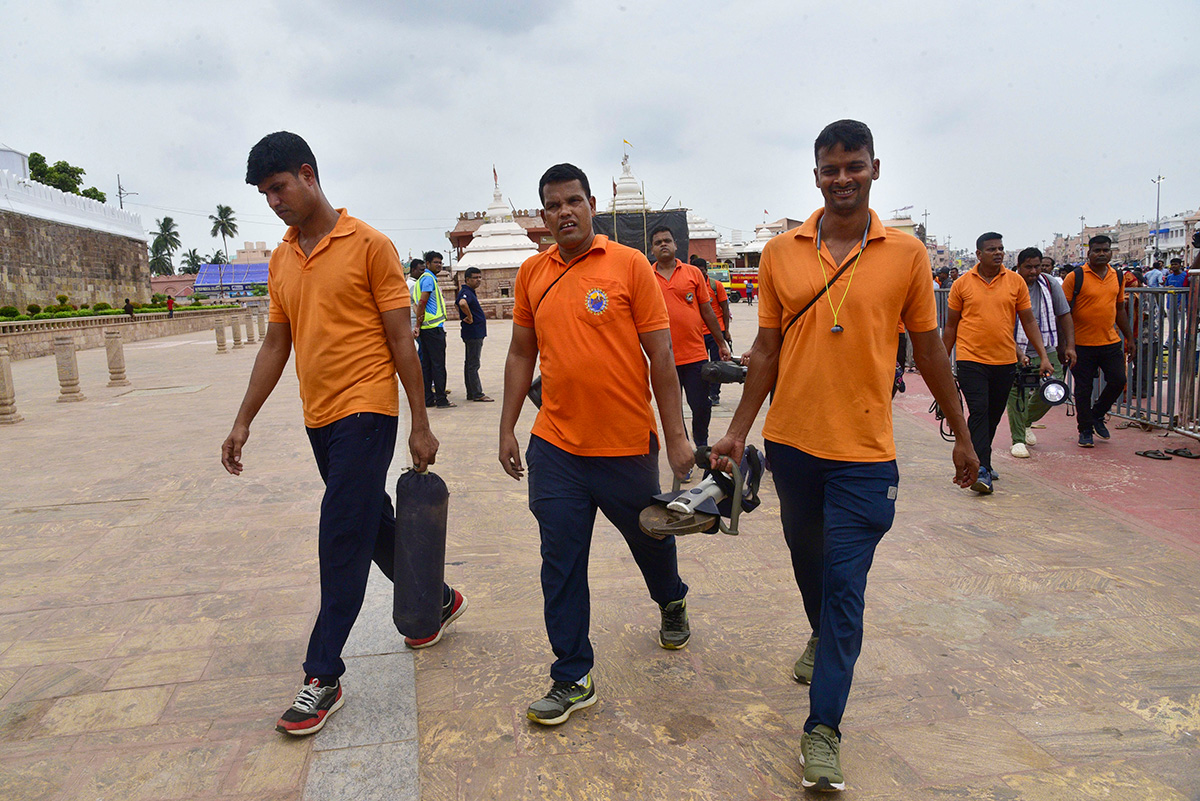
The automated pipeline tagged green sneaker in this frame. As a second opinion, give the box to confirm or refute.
[527,674,597,726]
[658,598,690,649]
[800,724,844,791]
[792,635,819,684]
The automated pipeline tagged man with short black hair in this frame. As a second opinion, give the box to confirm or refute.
[224,131,465,738]
[1006,247,1075,458]
[456,266,492,402]
[943,233,1052,493]
[1062,235,1134,447]
[415,251,454,408]
[407,259,424,334]
[651,226,730,449]
[1166,258,1189,289]
[712,119,977,792]
[499,163,694,728]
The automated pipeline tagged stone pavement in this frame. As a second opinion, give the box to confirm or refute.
[1,307,1198,801]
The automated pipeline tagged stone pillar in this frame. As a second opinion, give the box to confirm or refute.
[215,321,228,354]
[257,310,267,339]
[231,316,244,349]
[105,330,131,387]
[54,334,86,403]
[0,344,23,424]
[243,313,256,344]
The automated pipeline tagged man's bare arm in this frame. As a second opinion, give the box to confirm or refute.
[709,325,781,469]
[221,322,293,475]
[640,328,692,479]
[381,308,438,471]
[941,308,961,356]
[498,324,538,480]
[698,302,732,360]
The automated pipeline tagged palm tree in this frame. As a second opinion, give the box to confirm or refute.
[148,239,173,276]
[208,250,228,264]
[180,248,203,275]
[209,205,238,297]
[153,217,181,253]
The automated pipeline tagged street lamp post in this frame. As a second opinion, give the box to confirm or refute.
[1151,174,1166,263]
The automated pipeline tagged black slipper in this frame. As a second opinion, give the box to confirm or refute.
[1165,448,1200,459]
[1135,450,1172,460]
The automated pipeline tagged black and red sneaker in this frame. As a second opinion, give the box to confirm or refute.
[404,588,468,649]
[276,677,343,736]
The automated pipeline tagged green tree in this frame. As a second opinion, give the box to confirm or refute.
[207,249,228,264]
[209,204,238,297]
[148,239,174,276]
[180,248,203,274]
[28,152,106,202]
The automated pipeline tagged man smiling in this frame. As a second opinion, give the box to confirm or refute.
[499,163,694,727]
[711,120,976,791]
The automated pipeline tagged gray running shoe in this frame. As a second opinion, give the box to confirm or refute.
[800,724,845,792]
[792,635,819,684]
[658,598,690,649]
[527,675,596,726]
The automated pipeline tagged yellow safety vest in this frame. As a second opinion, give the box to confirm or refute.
[418,270,447,329]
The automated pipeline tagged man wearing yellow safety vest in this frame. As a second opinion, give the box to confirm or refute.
[413,250,455,408]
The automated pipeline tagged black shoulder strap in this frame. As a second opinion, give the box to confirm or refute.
[1068,266,1084,311]
[782,259,856,338]
[531,262,578,324]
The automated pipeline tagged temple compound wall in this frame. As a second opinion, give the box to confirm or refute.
[0,169,150,310]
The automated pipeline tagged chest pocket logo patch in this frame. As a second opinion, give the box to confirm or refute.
[585,287,609,315]
[685,291,695,303]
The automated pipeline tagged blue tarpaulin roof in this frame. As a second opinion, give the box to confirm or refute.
[194,263,268,289]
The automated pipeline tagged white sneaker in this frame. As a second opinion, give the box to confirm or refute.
[1025,431,1037,446]
[1011,442,1030,458]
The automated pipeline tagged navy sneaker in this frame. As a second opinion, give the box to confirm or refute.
[989,468,1000,481]
[1092,416,1111,439]
[970,472,994,495]
[1078,431,1095,448]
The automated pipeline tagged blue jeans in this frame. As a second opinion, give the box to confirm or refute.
[304,412,449,680]
[767,440,898,737]
[526,435,687,682]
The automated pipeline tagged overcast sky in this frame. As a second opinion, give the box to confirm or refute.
[3,0,1197,263]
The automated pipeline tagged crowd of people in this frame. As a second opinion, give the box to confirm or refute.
[217,124,1193,795]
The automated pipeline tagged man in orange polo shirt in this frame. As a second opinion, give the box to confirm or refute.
[498,164,694,727]
[1061,234,1134,447]
[942,232,1052,494]
[651,226,731,450]
[221,132,465,737]
[711,120,977,792]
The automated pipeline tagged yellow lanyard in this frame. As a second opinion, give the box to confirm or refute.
[815,218,870,333]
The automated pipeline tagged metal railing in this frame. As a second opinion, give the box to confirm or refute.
[933,278,1200,441]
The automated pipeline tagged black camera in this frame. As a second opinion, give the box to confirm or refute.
[1013,365,1068,407]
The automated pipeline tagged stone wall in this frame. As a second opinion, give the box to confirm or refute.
[0,308,254,361]
[0,209,151,311]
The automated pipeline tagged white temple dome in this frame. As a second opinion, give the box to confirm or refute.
[456,180,541,271]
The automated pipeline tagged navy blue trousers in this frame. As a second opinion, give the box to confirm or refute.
[526,435,687,682]
[767,440,898,737]
[704,334,722,402]
[677,360,712,447]
[304,412,449,680]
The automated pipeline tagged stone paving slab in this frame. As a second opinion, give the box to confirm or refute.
[0,305,1198,800]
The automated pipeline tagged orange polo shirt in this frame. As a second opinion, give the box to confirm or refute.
[267,210,410,428]
[1062,266,1125,346]
[654,259,712,365]
[513,235,670,456]
[708,278,728,332]
[759,208,937,462]
[946,267,1031,365]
